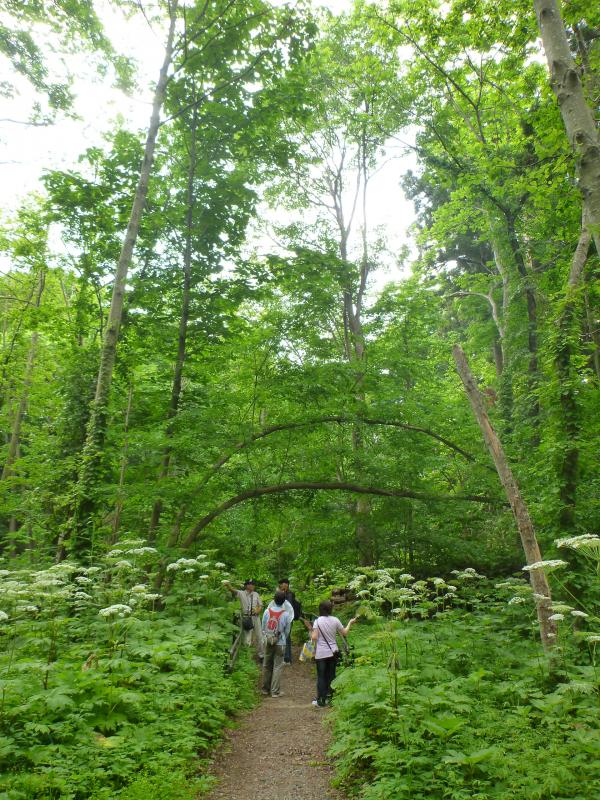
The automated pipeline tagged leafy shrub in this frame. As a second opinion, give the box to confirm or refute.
[328,557,600,800]
[0,547,257,799]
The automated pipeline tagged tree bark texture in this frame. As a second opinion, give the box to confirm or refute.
[452,344,556,651]
[533,0,600,257]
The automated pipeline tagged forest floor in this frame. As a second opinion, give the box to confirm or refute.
[203,646,344,800]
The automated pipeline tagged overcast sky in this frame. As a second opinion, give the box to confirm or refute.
[0,0,416,288]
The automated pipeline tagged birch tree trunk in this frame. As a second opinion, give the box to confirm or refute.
[533,0,600,256]
[452,344,557,652]
[62,3,179,558]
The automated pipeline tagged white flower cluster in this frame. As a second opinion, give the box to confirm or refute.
[73,591,93,601]
[98,604,132,618]
[166,558,198,573]
[550,603,573,614]
[508,596,526,605]
[347,575,366,591]
[126,547,158,556]
[522,560,567,572]
[555,534,600,552]
[451,567,485,580]
[214,562,226,569]
[548,613,565,622]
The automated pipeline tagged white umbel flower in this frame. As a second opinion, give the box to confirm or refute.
[522,560,567,572]
[99,604,132,618]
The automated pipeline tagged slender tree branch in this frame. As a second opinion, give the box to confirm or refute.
[181,480,504,546]
[194,414,493,491]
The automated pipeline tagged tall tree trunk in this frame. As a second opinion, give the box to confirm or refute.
[506,212,540,436]
[61,3,179,559]
[2,269,45,481]
[487,209,540,438]
[533,0,600,257]
[149,104,197,540]
[111,383,134,543]
[452,345,556,652]
[554,214,591,531]
[584,281,600,382]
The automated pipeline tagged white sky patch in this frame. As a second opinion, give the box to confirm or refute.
[0,0,417,291]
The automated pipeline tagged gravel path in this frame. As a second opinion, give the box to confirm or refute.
[204,648,345,800]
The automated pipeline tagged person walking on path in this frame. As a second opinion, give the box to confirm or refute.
[274,578,312,664]
[223,578,264,659]
[311,600,357,707]
[261,590,291,698]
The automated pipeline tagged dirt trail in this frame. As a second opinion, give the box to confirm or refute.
[204,648,344,800]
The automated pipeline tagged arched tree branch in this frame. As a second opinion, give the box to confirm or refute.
[197,415,493,491]
[181,481,504,548]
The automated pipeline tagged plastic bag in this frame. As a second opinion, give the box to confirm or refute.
[299,639,316,662]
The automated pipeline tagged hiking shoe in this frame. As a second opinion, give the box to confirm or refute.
[312,699,326,708]
[260,689,269,696]
[271,692,284,698]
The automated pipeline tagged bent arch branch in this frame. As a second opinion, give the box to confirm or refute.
[197,415,493,491]
[181,481,504,548]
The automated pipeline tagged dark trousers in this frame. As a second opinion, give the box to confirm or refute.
[316,655,337,705]
[284,620,293,662]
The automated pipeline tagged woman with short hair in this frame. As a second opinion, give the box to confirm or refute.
[311,600,357,707]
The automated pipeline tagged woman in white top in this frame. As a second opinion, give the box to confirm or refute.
[311,599,357,707]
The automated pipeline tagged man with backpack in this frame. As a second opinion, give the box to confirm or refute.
[261,590,291,698]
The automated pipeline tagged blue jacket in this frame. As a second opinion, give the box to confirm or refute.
[261,604,291,646]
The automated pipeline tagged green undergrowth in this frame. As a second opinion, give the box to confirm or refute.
[0,552,258,799]
[330,604,600,800]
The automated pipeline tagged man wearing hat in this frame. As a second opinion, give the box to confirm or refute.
[223,578,264,659]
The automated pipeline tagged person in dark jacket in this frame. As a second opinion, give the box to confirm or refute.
[278,578,311,663]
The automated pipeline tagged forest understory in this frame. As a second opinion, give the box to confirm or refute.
[1,0,600,797]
